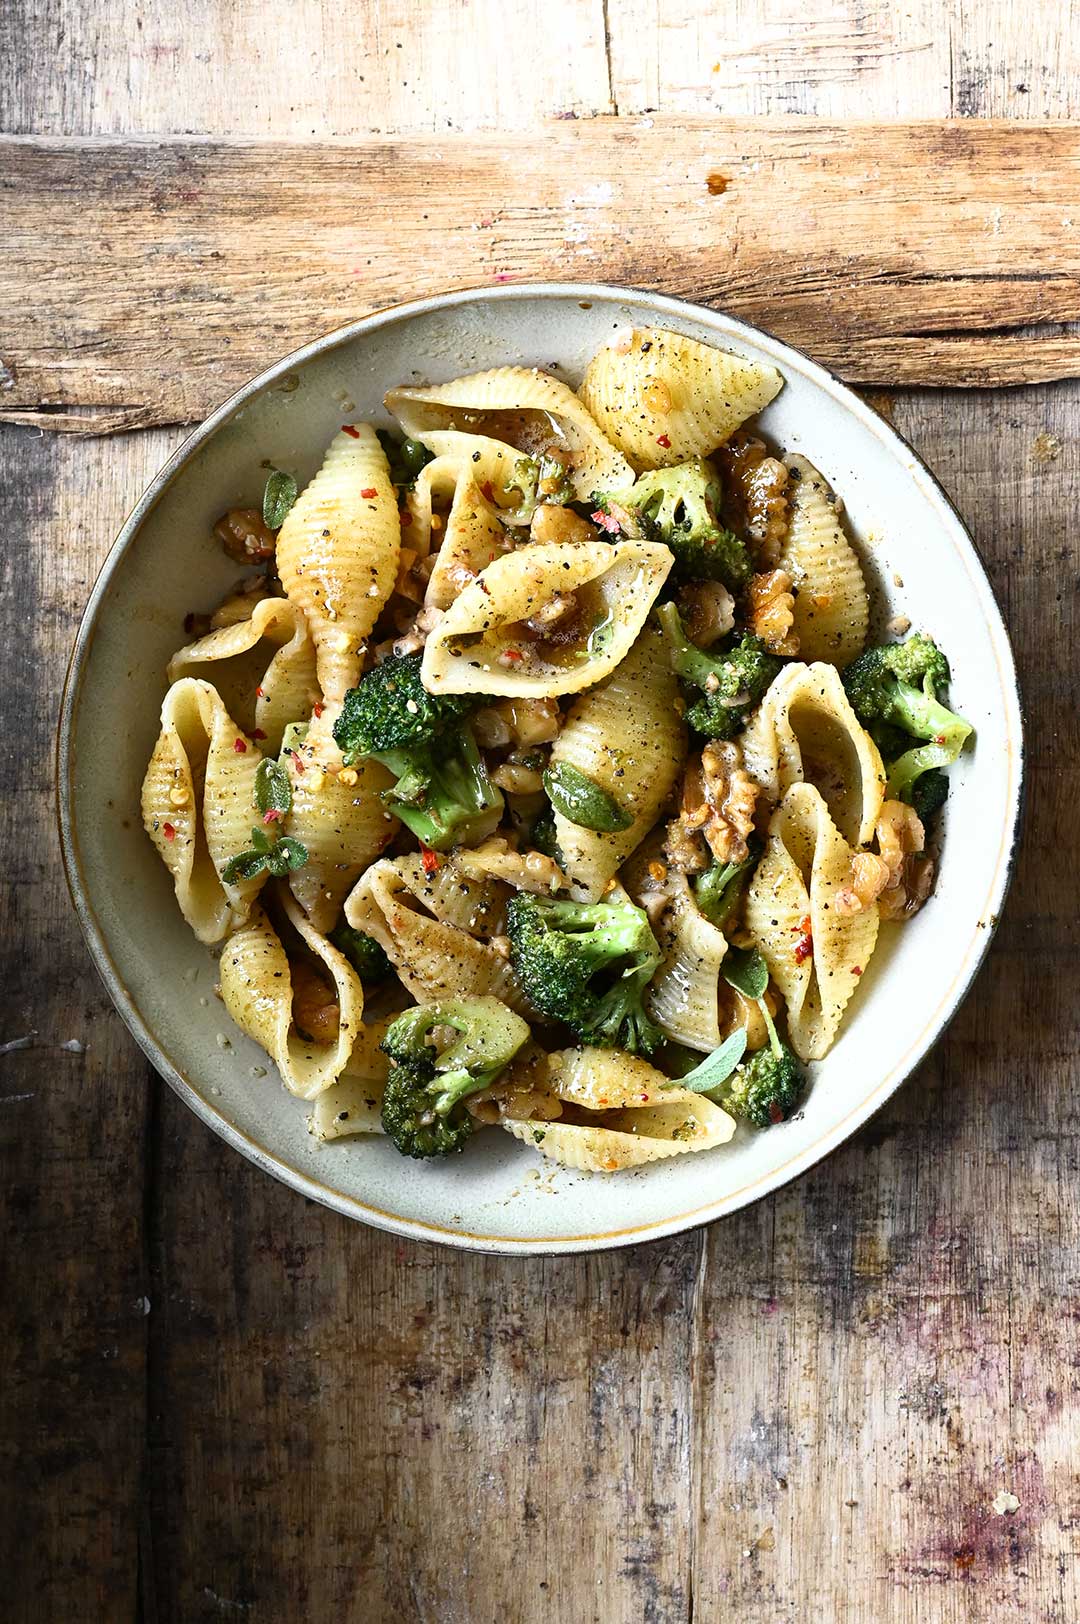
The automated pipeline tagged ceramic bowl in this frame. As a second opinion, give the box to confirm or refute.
[58,284,1024,1254]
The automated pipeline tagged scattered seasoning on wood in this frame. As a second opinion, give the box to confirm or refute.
[706,172,729,195]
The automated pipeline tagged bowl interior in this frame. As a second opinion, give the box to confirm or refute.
[60,287,1023,1253]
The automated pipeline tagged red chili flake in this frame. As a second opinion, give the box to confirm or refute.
[420,845,441,875]
[399,509,413,527]
[341,424,361,438]
[293,756,305,774]
[255,685,265,698]
[769,1102,785,1124]
[312,701,324,719]
[480,480,494,501]
[262,808,283,825]
[503,647,523,662]
[656,433,672,448]
[233,738,248,753]
[852,965,862,977]
[251,728,267,740]
[794,932,813,965]
[934,733,947,746]
[360,486,378,499]
[162,822,176,841]
[591,508,622,534]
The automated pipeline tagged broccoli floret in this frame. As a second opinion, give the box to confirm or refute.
[842,634,972,806]
[505,894,663,1056]
[379,996,530,1159]
[657,602,782,739]
[910,766,950,827]
[594,459,751,589]
[714,1003,805,1128]
[329,924,392,984]
[333,654,504,850]
[376,429,433,491]
[694,838,762,931]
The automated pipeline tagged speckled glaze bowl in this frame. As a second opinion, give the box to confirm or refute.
[58,285,1024,1253]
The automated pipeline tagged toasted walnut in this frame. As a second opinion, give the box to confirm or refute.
[678,579,735,648]
[214,508,276,566]
[747,569,799,656]
[392,603,444,657]
[876,799,934,921]
[719,984,776,1052]
[290,961,340,1044]
[529,504,597,546]
[666,741,759,873]
[835,851,892,917]
[492,758,546,795]
[714,432,790,566]
[474,696,561,750]
[524,591,579,636]
[467,1043,564,1124]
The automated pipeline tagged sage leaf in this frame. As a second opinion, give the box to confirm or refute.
[262,468,298,531]
[543,761,632,833]
[722,945,769,1002]
[255,757,293,817]
[679,1028,748,1095]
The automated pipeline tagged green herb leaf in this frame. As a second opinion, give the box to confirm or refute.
[255,757,293,817]
[722,946,769,1001]
[249,825,272,855]
[679,1029,748,1095]
[267,836,309,876]
[543,761,632,833]
[262,468,298,531]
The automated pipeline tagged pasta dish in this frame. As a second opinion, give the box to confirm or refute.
[141,328,972,1173]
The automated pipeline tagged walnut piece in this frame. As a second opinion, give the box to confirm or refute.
[290,961,340,1044]
[876,800,934,921]
[213,508,277,566]
[666,741,759,872]
[678,580,735,648]
[747,569,799,656]
[714,432,790,567]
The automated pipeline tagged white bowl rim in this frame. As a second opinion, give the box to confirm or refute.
[57,281,1026,1255]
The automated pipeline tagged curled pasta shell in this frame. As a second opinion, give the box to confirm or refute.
[549,622,685,902]
[275,425,400,709]
[745,782,879,1062]
[344,857,528,1011]
[424,476,511,612]
[504,1076,735,1172]
[387,366,633,502]
[579,327,783,471]
[218,888,364,1098]
[166,597,318,755]
[141,678,266,944]
[421,539,672,698]
[741,661,885,847]
[282,730,399,931]
[778,454,869,665]
[624,855,729,1052]
[546,1047,679,1109]
[307,1014,394,1140]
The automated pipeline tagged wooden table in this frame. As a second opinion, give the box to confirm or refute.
[3,5,1077,1619]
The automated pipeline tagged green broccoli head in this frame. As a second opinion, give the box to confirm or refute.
[910,766,949,826]
[657,602,782,739]
[693,838,762,931]
[505,894,663,1056]
[713,1004,805,1128]
[593,459,751,590]
[379,997,530,1159]
[842,635,971,809]
[333,655,503,850]
[328,924,392,984]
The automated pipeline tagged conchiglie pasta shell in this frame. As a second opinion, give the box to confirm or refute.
[218,888,364,1098]
[421,539,672,698]
[275,425,400,709]
[579,327,782,471]
[545,1047,678,1110]
[424,477,511,611]
[741,661,885,847]
[282,730,399,931]
[386,366,633,501]
[549,622,685,901]
[166,597,318,754]
[308,1014,394,1140]
[778,454,869,665]
[504,1086,735,1171]
[745,782,879,1062]
[344,858,529,1012]
[624,856,729,1052]
[141,678,266,944]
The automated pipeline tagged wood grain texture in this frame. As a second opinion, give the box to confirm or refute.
[3,120,1080,434]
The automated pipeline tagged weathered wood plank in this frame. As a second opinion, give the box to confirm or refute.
[4,0,1077,136]
[3,121,1080,433]
[0,425,183,1620]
